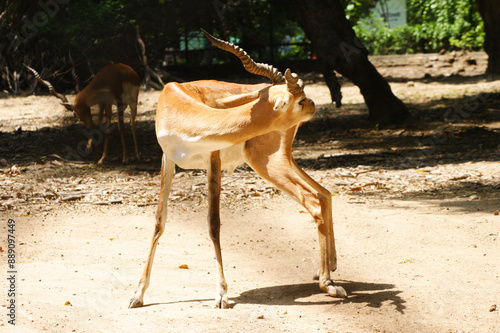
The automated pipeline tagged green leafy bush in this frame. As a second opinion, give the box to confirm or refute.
[352,0,484,55]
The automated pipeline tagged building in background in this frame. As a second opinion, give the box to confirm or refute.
[373,0,407,28]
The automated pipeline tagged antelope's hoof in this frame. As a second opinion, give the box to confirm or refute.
[327,284,347,298]
[128,298,144,308]
[129,154,140,162]
[122,155,139,165]
[214,295,229,309]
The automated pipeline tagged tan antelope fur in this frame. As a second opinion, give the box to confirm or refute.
[129,29,347,309]
[27,63,140,164]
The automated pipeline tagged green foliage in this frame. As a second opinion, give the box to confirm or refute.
[0,0,487,74]
[354,16,414,54]
[342,0,378,22]
[279,33,309,59]
[354,0,484,55]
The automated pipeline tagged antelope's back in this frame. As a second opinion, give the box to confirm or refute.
[86,63,140,94]
[162,80,268,107]
[155,80,269,171]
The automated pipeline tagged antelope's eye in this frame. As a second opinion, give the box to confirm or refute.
[298,98,306,106]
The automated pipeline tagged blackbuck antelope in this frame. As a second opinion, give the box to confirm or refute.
[26,63,140,164]
[129,29,347,309]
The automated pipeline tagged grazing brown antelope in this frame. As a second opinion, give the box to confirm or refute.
[129,29,346,309]
[26,63,140,164]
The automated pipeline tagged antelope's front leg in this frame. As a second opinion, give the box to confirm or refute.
[85,105,102,152]
[208,151,229,309]
[244,129,346,299]
[291,158,346,298]
[97,104,112,164]
[315,192,346,298]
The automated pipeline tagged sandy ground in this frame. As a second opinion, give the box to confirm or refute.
[1,52,500,332]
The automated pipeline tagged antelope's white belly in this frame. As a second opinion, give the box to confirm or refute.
[157,131,245,172]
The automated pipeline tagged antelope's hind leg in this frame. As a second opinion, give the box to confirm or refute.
[208,151,229,309]
[116,102,129,164]
[129,99,140,161]
[129,154,175,308]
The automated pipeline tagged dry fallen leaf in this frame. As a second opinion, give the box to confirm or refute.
[298,210,307,214]
[494,210,499,216]
[64,301,72,306]
[450,175,469,181]
[179,264,189,269]
[398,258,415,264]
[490,304,497,312]
[350,187,363,192]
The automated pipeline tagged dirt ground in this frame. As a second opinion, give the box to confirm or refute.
[1,52,499,332]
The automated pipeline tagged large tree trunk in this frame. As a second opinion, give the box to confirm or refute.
[476,0,500,75]
[292,0,411,124]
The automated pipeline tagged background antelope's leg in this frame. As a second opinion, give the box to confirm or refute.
[243,129,346,298]
[207,150,228,309]
[129,154,175,308]
[97,103,105,128]
[97,104,112,164]
[85,104,102,152]
[129,101,140,160]
[116,101,128,163]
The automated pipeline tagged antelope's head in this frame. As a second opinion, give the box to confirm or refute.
[268,69,315,124]
[25,65,93,126]
[201,29,315,124]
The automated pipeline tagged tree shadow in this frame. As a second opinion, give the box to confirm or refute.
[395,181,500,213]
[294,91,500,171]
[383,73,495,86]
[0,118,163,171]
[296,126,500,170]
[1,90,499,175]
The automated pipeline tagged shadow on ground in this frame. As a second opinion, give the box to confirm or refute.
[295,92,500,170]
[1,90,499,175]
[140,281,405,314]
[0,119,162,170]
[235,281,405,313]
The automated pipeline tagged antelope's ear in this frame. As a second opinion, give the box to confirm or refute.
[273,95,290,111]
[215,90,260,109]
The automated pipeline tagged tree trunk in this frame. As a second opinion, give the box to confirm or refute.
[292,0,411,124]
[322,62,342,108]
[476,0,500,75]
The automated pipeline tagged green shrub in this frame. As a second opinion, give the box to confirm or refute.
[352,0,484,55]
